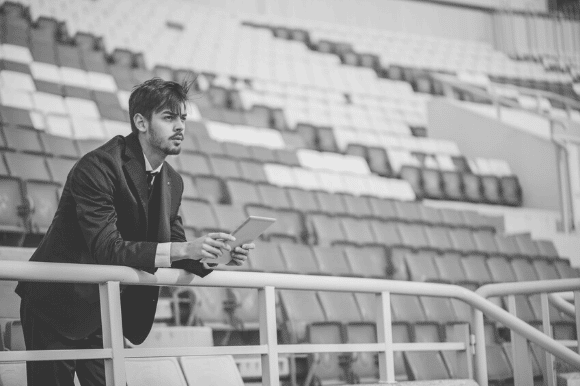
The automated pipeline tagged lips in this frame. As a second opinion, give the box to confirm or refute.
[170,136,183,141]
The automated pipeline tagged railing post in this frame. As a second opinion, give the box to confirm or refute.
[541,293,556,386]
[377,291,395,384]
[99,281,126,386]
[574,291,580,356]
[259,286,280,386]
[473,308,488,386]
[507,295,534,386]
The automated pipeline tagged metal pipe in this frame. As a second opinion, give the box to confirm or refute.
[549,292,576,316]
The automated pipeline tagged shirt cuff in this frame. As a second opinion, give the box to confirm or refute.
[154,242,172,268]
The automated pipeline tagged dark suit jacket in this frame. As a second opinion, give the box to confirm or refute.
[16,133,211,344]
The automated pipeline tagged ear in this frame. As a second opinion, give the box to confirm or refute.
[133,113,148,133]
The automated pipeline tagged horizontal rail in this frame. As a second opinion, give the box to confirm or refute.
[276,342,466,354]
[2,261,580,377]
[0,349,113,362]
[549,292,576,317]
[477,278,580,298]
[125,345,268,358]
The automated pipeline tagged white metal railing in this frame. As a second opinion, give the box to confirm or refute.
[1,260,580,386]
[477,279,580,386]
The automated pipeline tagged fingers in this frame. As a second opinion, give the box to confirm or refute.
[201,243,223,258]
[207,232,236,242]
[204,237,232,252]
[229,253,248,266]
[233,243,255,255]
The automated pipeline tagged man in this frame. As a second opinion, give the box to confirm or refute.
[15,78,255,385]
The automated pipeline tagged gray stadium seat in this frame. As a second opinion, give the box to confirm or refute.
[0,362,26,386]
[0,176,26,236]
[208,156,242,180]
[3,126,43,154]
[403,250,440,282]
[279,243,319,275]
[4,320,24,351]
[341,194,373,218]
[424,226,454,252]
[179,356,244,386]
[222,142,251,160]
[287,188,320,213]
[309,214,346,246]
[367,198,398,221]
[5,152,51,182]
[422,169,445,199]
[340,217,377,245]
[46,157,76,184]
[211,204,247,234]
[278,289,325,342]
[126,357,187,386]
[408,324,451,381]
[180,199,221,233]
[249,241,286,273]
[238,160,269,183]
[314,191,347,215]
[192,176,228,204]
[256,184,292,209]
[343,246,389,279]
[311,246,351,277]
[179,152,212,176]
[26,181,60,234]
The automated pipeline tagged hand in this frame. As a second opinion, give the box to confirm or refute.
[170,232,236,263]
[226,243,255,266]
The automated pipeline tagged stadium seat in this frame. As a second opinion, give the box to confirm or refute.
[179,356,244,386]
[434,253,469,284]
[287,188,321,213]
[279,243,319,274]
[192,176,228,204]
[340,217,377,245]
[196,136,225,156]
[46,157,76,184]
[393,201,423,224]
[4,320,24,351]
[208,156,242,180]
[397,223,430,250]
[390,294,427,323]
[178,152,212,176]
[279,289,326,342]
[0,176,26,236]
[3,126,43,154]
[424,226,454,252]
[399,166,422,197]
[139,326,213,349]
[39,133,79,159]
[125,357,187,386]
[441,171,465,200]
[249,145,277,163]
[483,324,514,384]
[367,147,391,177]
[180,199,221,234]
[367,198,398,221]
[403,250,441,282]
[180,175,199,200]
[369,220,404,250]
[535,239,559,259]
[4,152,51,182]
[461,254,494,285]
[222,142,251,160]
[407,324,451,381]
[225,179,261,206]
[311,246,351,277]
[25,181,60,234]
[211,204,247,234]
[249,241,286,273]
[309,214,347,246]
[314,191,347,215]
[500,176,522,206]
[448,228,478,254]
[76,139,106,157]
[343,245,389,279]
[0,362,26,386]
[341,194,373,218]
[238,160,269,183]
[256,183,292,209]
[481,175,502,204]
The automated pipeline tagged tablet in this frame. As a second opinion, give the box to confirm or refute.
[202,216,276,264]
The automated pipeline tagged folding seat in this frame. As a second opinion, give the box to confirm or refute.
[248,145,277,163]
[486,256,537,322]
[554,259,578,279]
[180,175,199,201]
[211,204,247,234]
[249,241,287,273]
[397,223,430,250]
[434,253,469,284]
[341,194,373,218]
[406,324,452,381]
[393,201,422,223]
[345,144,367,160]
[422,169,445,199]
[178,152,211,176]
[192,176,228,204]
[461,254,494,285]
[274,149,300,167]
[271,108,288,131]
[256,183,292,209]
[3,320,25,351]
[244,105,271,128]
[179,356,244,386]
[196,136,225,156]
[424,226,454,252]
[462,211,496,232]
[287,188,320,213]
[494,234,521,258]
[448,228,478,254]
[367,197,398,221]
[472,230,499,255]
[317,126,339,153]
[279,244,319,275]
[500,176,522,206]
[247,205,305,243]
[279,289,326,342]
[390,294,427,323]
[343,245,389,279]
[180,199,222,234]
[441,170,464,200]
[76,139,106,157]
[461,173,483,203]
[108,63,135,91]
[24,180,59,235]
[511,233,541,259]
[4,152,50,182]
[369,220,404,250]
[403,250,441,282]
[483,324,514,384]
[222,142,251,160]
[0,175,27,236]
[208,156,242,180]
[532,259,560,280]
[311,246,351,277]
[46,158,76,185]
[237,160,268,183]
[38,132,78,159]
[340,217,377,245]
[0,106,34,128]
[481,175,502,204]
[225,179,261,206]
[3,126,43,154]
[309,214,346,246]
[421,295,465,324]
[281,131,306,150]
[296,123,317,150]
[535,239,559,259]
[399,166,422,197]
[314,191,347,215]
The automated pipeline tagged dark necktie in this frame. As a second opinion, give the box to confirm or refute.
[146,171,158,194]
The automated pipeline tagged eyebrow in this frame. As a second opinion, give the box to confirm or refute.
[161,110,187,118]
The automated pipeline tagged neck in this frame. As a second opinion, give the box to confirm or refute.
[138,135,165,170]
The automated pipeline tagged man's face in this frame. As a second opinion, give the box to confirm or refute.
[145,105,187,155]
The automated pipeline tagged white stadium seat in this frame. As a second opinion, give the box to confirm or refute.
[46,114,74,137]
[264,163,296,187]
[65,97,100,119]
[125,357,187,386]
[33,92,67,115]
[30,62,62,84]
[60,67,90,89]
[0,89,34,110]
[1,44,33,63]
[71,116,106,139]
[0,70,36,92]
[87,72,118,92]
[179,356,244,386]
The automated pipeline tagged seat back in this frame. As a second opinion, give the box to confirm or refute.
[179,355,244,386]
[126,357,187,386]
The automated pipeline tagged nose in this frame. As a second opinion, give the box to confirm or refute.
[175,119,185,132]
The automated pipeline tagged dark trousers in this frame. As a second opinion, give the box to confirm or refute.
[20,302,106,386]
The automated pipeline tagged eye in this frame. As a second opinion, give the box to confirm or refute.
[164,116,173,121]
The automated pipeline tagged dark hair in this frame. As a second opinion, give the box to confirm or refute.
[128,77,193,133]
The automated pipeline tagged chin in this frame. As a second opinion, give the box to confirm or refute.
[165,146,181,155]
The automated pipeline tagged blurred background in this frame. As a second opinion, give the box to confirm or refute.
[0,0,580,384]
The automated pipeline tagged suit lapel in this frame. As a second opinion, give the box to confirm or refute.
[156,165,172,242]
[122,133,149,228]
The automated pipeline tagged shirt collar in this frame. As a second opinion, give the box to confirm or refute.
[143,153,163,174]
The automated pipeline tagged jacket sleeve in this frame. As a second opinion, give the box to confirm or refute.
[169,175,213,277]
[70,152,157,269]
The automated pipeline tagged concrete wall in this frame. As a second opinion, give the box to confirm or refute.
[427,98,561,211]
